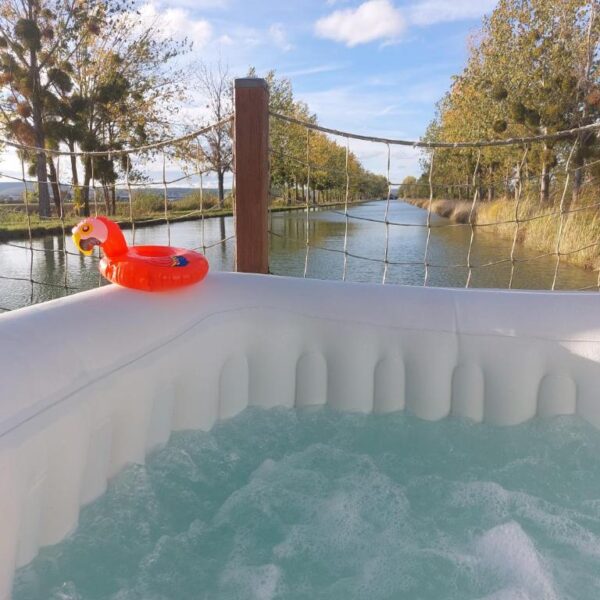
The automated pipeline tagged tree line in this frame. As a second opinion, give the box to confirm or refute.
[408,0,599,209]
[0,1,387,220]
[259,69,388,205]
[183,66,388,210]
[0,0,190,217]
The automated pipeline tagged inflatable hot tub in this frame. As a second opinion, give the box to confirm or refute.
[1,273,600,598]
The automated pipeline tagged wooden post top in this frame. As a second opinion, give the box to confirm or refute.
[235,78,268,89]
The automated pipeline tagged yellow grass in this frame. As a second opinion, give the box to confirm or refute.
[405,193,600,272]
[477,196,600,271]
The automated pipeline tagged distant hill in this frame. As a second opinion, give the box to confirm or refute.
[0,182,30,200]
[115,187,222,200]
[0,183,224,202]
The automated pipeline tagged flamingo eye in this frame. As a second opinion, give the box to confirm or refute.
[82,224,90,233]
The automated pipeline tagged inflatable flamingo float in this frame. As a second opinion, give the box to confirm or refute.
[72,216,209,291]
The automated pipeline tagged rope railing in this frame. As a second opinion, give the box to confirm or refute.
[3,98,600,314]
[0,116,236,312]
[270,111,600,148]
[296,242,600,270]
[268,112,600,292]
[269,143,600,192]
[0,169,220,191]
[270,146,515,182]
[323,200,600,229]
[0,117,234,156]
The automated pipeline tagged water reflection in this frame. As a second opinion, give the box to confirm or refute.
[269,201,598,290]
[0,201,597,311]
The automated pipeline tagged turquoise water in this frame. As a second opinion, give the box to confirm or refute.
[13,408,600,600]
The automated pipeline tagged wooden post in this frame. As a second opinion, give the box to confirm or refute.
[234,78,269,273]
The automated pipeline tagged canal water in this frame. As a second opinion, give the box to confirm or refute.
[0,200,597,311]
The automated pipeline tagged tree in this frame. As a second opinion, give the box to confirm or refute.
[400,176,417,199]
[193,61,232,209]
[247,67,317,205]
[0,0,190,217]
[478,0,599,204]
[0,0,102,216]
[421,0,599,207]
[73,2,189,216]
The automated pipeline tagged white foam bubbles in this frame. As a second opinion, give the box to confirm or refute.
[474,521,558,600]
[12,409,600,600]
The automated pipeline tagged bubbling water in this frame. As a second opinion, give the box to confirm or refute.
[13,408,600,600]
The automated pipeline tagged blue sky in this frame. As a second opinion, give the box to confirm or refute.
[0,0,498,186]
[147,0,499,180]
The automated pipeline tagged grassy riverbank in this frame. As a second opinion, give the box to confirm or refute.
[0,198,367,242]
[406,196,600,272]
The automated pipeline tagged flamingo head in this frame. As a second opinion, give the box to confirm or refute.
[72,217,109,256]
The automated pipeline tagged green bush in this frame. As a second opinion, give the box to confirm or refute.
[175,191,219,212]
[131,192,164,217]
[0,206,24,224]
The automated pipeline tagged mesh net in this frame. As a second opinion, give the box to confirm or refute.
[268,112,600,293]
[0,117,234,312]
[2,111,600,313]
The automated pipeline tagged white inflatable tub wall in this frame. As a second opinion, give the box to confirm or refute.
[1,272,600,598]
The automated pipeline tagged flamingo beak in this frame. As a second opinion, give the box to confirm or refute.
[72,229,100,256]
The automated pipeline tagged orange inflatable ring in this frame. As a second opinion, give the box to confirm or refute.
[72,216,209,291]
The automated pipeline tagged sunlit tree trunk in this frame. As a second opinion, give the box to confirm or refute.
[540,162,550,204]
[82,158,92,217]
[47,157,62,217]
[30,50,51,217]
[68,141,79,187]
[111,186,116,215]
[217,170,225,208]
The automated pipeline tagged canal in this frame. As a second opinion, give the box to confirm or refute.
[1,200,597,311]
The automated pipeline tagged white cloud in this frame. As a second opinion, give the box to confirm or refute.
[407,0,497,26]
[269,23,293,52]
[315,0,495,47]
[138,2,212,48]
[284,64,345,78]
[216,34,234,45]
[315,0,406,47]
[224,25,262,48]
